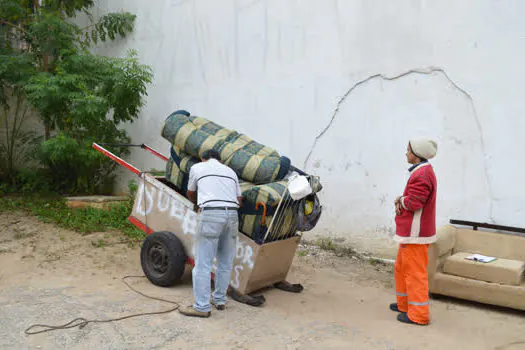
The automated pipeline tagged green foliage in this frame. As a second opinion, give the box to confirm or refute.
[316,237,337,251]
[29,12,79,55]
[0,89,40,176]
[0,56,35,106]
[37,133,115,193]
[24,50,152,135]
[297,250,307,257]
[82,12,136,46]
[0,194,145,241]
[369,258,386,266]
[128,179,138,196]
[0,0,28,23]
[313,238,359,258]
[0,0,152,194]
[0,168,53,195]
[41,0,96,18]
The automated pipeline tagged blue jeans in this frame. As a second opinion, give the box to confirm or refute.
[192,209,238,312]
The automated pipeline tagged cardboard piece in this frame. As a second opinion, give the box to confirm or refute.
[130,174,300,295]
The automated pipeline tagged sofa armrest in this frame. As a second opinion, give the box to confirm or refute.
[428,225,457,288]
[434,225,457,257]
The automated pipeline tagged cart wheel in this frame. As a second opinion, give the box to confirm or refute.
[140,231,187,287]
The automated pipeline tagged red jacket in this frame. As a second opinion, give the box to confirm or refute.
[395,162,437,244]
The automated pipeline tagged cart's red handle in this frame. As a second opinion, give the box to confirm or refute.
[93,143,141,175]
[141,144,168,162]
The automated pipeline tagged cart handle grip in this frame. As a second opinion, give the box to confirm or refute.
[95,143,168,162]
[141,144,168,162]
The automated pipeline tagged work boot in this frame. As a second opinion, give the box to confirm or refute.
[390,303,402,312]
[228,288,266,307]
[274,281,304,293]
[178,306,210,318]
[397,313,427,326]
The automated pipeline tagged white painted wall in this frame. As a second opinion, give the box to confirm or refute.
[93,0,525,257]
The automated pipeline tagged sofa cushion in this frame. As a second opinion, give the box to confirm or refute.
[454,229,525,261]
[443,252,525,286]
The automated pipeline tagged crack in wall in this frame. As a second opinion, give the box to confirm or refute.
[303,67,494,221]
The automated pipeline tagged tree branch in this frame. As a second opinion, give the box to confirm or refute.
[80,23,97,32]
[0,20,29,36]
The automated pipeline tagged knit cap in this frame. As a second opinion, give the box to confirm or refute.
[410,138,438,160]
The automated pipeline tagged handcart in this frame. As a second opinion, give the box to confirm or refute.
[93,143,312,306]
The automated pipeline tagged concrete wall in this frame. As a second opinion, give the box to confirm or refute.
[93,0,525,257]
[0,97,42,172]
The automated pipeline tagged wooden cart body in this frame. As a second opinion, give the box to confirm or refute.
[94,143,301,295]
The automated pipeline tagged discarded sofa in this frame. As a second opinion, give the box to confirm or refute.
[429,224,525,310]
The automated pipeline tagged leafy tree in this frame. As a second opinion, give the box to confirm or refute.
[0,0,153,193]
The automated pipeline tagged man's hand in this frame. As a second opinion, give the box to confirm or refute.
[187,190,197,204]
[394,196,403,216]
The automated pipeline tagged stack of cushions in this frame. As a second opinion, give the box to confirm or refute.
[161,110,322,241]
[161,110,291,185]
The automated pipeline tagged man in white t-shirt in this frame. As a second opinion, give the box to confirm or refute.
[179,149,242,318]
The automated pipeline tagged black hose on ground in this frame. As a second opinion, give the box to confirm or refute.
[24,276,180,335]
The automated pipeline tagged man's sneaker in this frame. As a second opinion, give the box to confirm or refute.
[178,306,210,318]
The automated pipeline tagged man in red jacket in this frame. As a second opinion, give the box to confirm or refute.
[392,137,438,325]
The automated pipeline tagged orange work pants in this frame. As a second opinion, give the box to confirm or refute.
[394,243,430,325]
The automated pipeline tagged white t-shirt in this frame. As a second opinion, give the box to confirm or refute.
[187,159,242,208]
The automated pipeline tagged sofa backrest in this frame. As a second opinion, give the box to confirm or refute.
[454,228,525,261]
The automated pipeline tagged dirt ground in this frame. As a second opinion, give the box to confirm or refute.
[1,212,525,350]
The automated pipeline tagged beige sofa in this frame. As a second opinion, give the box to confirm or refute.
[429,224,525,310]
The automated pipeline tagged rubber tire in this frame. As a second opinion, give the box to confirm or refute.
[140,231,187,287]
